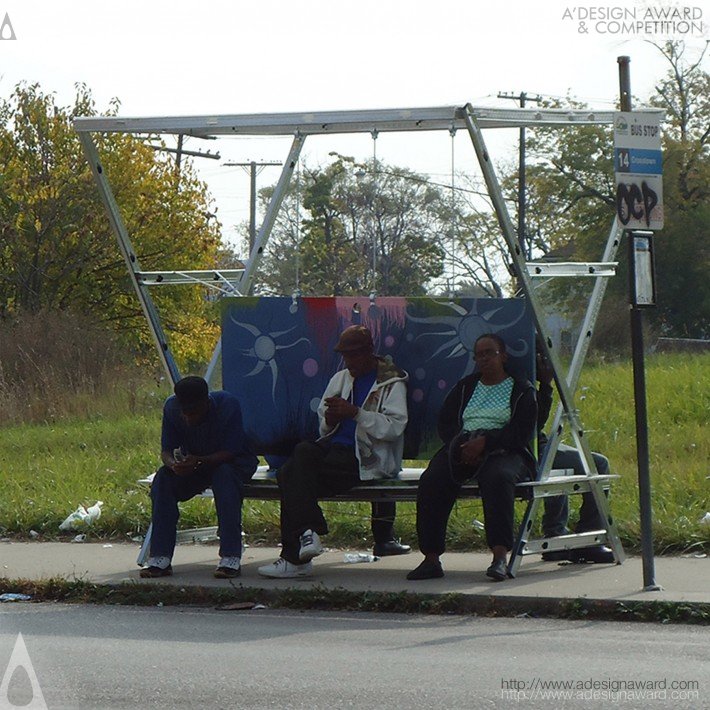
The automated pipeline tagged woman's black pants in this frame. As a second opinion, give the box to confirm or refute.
[416,447,530,554]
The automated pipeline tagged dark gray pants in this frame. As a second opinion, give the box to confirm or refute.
[276,441,396,563]
[542,445,609,536]
[416,447,531,554]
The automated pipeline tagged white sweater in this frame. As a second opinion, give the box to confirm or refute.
[317,358,409,480]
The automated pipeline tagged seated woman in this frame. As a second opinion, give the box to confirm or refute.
[407,333,537,582]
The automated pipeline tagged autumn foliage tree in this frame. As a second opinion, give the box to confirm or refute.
[0,83,224,369]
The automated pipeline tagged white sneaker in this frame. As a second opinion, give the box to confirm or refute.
[298,529,323,561]
[257,558,313,579]
[146,556,171,570]
[218,556,241,571]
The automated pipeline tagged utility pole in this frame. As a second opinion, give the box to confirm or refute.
[146,135,220,183]
[223,161,282,252]
[497,91,543,259]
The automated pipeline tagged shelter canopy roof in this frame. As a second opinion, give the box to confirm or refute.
[73,105,659,137]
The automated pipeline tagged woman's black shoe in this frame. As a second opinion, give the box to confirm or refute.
[485,559,508,581]
[406,560,444,580]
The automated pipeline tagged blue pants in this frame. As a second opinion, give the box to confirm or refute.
[149,463,253,559]
[542,444,610,536]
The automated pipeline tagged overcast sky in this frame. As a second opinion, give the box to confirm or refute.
[2,0,708,246]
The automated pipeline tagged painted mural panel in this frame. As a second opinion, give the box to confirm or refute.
[222,296,533,461]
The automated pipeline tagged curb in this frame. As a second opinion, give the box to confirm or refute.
[1,577,708,626]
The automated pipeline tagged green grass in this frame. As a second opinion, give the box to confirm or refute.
[0,353,707,553]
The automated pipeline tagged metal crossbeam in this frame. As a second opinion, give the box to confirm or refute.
[73,106,661,138]
[522,531,610,555]
[137,269,244,285]
[526,262,617,278]
[136,270,244,296]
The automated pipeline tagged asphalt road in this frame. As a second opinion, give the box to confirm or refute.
[0,604,707,709]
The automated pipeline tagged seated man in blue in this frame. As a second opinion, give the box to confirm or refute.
[258,325,409,579]
[140,376,257,579]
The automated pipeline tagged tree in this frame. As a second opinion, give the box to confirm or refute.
[518,41,710,343]
[0,83,224,369]
[444,174,514,298]
[647,41,710,337]
[254,156,449,296]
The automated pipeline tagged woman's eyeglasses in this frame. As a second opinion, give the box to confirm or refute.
[473,348,501,361]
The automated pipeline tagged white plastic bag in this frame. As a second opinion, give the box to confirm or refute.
[58,501,103,531]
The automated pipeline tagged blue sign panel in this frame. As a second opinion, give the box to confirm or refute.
[615,148,662,175]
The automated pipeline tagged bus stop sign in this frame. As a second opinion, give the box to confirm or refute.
[614,112,663,230]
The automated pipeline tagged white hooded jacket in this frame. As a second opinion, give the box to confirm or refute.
[317,357,409,480]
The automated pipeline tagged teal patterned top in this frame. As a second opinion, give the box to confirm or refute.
[462,377,513,431]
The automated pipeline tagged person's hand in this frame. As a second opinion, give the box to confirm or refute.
[460,435,485,466]
[324,396,358,424]
[536,351,554,386]
[172,454,199,477]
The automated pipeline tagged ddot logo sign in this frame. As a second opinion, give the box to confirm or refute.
[0,12,16,40]
[0,633,48,709]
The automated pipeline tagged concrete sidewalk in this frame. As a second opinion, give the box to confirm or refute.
[1,540,707,607]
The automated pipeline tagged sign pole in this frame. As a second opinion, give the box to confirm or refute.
[617,56,660,591]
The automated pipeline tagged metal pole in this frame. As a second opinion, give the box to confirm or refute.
[371,129,378,296]
[518,93,527,258]
[238,135,306,296]
[618,55,659,591]
[77,133,180,383]
[249,161,257,254]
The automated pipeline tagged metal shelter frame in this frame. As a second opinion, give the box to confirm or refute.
[74,104,662,572]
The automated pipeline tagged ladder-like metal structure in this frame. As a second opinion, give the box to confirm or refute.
[75,104,663,572]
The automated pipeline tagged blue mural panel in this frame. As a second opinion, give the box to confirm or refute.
[222,296,534,460]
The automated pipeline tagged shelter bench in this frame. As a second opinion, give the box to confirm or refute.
[136,295,619,571]
[137,465,615,569]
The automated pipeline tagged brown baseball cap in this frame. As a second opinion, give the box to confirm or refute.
[334,325,374,353]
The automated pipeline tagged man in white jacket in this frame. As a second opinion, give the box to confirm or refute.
[258,325,409,578]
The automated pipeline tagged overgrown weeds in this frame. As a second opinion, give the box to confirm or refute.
[0,309,162,425]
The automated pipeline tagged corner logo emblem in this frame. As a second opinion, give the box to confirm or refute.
[0,13,16,40]
[0,633,48,709]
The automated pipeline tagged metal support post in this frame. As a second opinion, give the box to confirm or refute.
[238,134,306,296]
[618,55,659,591]
[628,236,658,590]
[462,105,624,574]
[77,133,180,383]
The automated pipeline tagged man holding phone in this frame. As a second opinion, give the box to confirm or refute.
[258,325,409,578]
[141,376,257,579]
